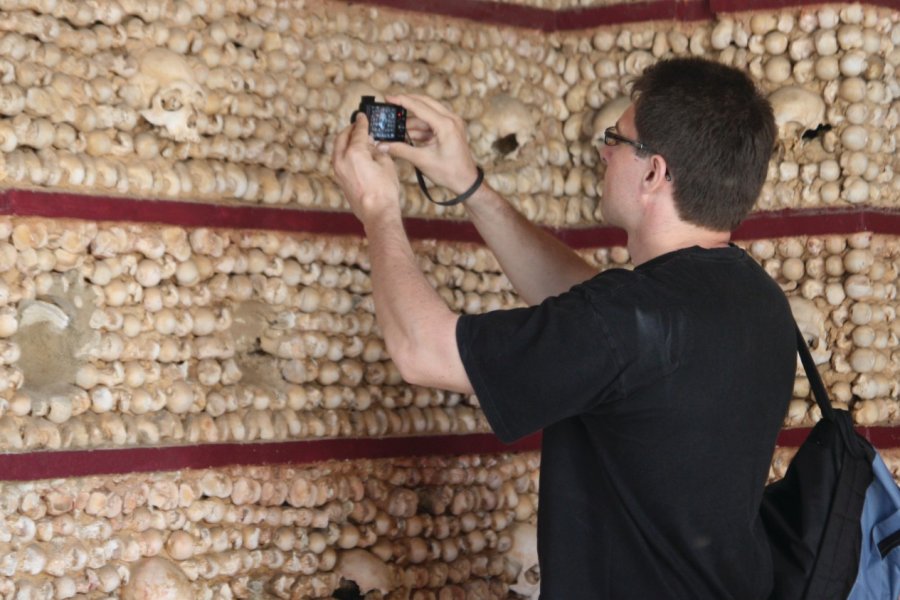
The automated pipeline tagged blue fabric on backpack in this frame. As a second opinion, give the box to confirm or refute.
[848,452,900,599]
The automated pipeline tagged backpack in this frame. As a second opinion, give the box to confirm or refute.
[761,327,900,599]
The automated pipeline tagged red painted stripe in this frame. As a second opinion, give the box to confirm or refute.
[404,219,484,245]
[675,0,719,20]
[555,1,686,29]
[9,423,900,480]
[777,426,900,450]
[6,190,900,248]
[861,427,900,448]
[556,226,629,248]
[710,0,898,13]
[336,0,889,30]
[2,189,366,237]
[345,0,710,30]
[1,189,489,243]
[776,427,810,447]
[0,433,542,481]
[732,208,869,240]
[861,211,900,235]
[366,0,558,30]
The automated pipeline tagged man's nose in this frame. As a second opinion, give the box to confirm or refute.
[599,143,611,164]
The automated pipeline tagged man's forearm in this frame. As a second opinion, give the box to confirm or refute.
[363,212,473,394]
[464,184,597,305]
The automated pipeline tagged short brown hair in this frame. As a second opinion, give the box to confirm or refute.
[632,58,775,231]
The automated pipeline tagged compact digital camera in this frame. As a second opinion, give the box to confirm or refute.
[352,96,407,142]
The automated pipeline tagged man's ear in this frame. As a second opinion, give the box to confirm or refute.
[643,154,670,189]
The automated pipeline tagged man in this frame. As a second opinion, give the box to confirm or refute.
[332,57,795,598]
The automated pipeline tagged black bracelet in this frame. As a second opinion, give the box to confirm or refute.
[415,166,484,206]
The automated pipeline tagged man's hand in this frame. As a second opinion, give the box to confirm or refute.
[378,94,480,195]
[332,114,403,226]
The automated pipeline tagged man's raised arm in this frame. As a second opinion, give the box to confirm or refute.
[332,113,473,395]
[382,94,597,306]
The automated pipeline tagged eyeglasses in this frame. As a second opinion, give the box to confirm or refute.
[602,127,672,181]
[603,127,656,154]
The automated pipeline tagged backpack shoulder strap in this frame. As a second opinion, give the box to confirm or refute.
[796,324,835,422]
[796,324,870,460]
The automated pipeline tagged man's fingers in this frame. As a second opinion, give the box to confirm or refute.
[386,94,450,130]
[373,149,395,170]
[406,116,432,132]
[332,126,352,167]
[404,117,433,144]
[386,95,467,146]
[335,124,353,152]
[379,141,417,163]
[407,131,434,145]
[349,113,371,147]
[392,94,453,118]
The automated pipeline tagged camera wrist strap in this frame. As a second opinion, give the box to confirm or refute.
[414,166,484,207]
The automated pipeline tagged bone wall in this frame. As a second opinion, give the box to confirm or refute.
[0,216,506,451]
[11,214,900,595]
[0,1,896,225]
[6,215,900,453]
[737,233,900,428]
[0,452,541,599]
[0,0,898,597]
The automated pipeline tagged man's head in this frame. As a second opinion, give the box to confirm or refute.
[629,57,776,231]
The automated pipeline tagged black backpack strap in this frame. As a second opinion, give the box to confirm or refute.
[795,324,869,460]
[795,325,836,422]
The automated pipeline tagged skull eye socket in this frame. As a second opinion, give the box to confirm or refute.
[801,123,832,141]
[492,133,519,157]
[160,95,183,111]
[333,578,363,600]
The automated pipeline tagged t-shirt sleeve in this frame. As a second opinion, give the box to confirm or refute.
[456,285,626,443]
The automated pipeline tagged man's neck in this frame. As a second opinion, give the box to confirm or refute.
[627,225,732,266]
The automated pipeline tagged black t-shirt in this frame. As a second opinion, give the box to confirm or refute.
[456,245,796,599]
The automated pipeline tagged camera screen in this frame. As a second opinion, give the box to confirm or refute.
[373,109,392,132]
[366,104,406,142]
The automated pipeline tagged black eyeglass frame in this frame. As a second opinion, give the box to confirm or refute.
[602,126,672,181]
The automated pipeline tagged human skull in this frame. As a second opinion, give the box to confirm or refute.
[141,81,205,143]
[789,296,831,365]
[470,94,538,163]
[131,48,205,143]
[333,549,393,596]
[19,299,69,329]
[768,86,826,135]
[507,522,540,599]
[590,96,631,146]
[122,557,191,600]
